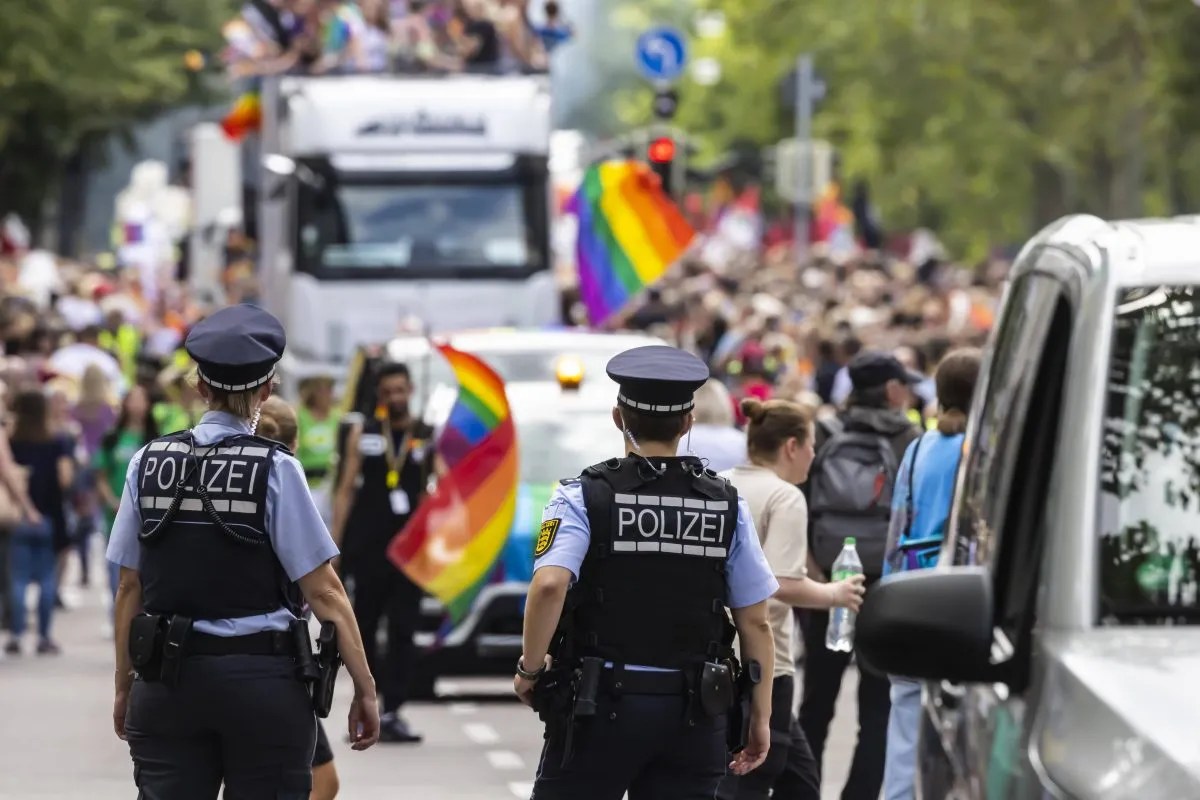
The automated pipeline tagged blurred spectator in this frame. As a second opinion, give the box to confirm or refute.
[0,388,38,633]
[6,389,75,656]
[678,378,746,473]
[94,385,157,605]
[533,1,572,53]
[829,337,863,407]
[452,0,501,71]
[48,324,126,397]
[69,365,118,590]
[358,0,394,71]
[223,0,551,76]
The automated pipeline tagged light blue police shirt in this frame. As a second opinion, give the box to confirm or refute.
[106,411,340,636]
[534,480,779,672]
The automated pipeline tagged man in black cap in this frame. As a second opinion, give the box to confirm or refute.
[515,344,779,800]
[798,350,921,800]
[106,304,381,799]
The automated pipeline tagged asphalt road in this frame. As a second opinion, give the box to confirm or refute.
[0,550,863,799]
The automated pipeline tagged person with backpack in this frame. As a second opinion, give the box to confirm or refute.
[881,349,980,800]
[799,351,921,800]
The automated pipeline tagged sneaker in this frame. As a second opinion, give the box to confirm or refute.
[3,639,19,656]
[36,639,61,656]
[378,712,423,744]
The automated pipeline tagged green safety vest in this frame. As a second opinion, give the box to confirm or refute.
[296,406,338,486]
[153,402,194,436]
[99,324,142,385]
[907,408,938,431]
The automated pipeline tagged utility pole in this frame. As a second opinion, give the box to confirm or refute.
[793,53,815,266]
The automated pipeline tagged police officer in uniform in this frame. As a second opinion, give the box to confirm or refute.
[107,304,381,800]
[515,345,779,800]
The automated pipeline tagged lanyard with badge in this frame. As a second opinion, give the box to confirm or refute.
[383,420,412,516]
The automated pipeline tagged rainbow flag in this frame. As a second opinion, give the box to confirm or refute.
[220,91,262,141]
[567,160,695,327]
[387,344,519,623]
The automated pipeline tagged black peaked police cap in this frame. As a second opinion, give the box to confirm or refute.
[607,345,710,416]
[185,304,286,392]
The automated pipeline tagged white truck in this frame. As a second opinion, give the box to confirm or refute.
[255,73,560,391]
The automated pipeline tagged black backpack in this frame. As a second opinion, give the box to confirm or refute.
[808,417,899,576]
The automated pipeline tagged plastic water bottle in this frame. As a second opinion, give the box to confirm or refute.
[826,537,863,652]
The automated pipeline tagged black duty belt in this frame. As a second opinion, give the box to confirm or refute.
[186,630,297,657]
[602,668,687,695]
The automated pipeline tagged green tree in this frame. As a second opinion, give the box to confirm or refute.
[667,0,1200,259]
[0,0,235,239]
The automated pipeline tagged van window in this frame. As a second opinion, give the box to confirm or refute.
[1099,285,1200,624]
[946,272,1060,567]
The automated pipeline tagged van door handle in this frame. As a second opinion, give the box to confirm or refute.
[937,681,965,712]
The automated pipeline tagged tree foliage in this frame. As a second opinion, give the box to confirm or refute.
[660,0,1200,259]
[0,0,235,235]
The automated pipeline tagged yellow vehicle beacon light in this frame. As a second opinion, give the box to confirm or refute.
[556,355,584,390]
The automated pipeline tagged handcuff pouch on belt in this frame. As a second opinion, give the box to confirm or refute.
[700,659,736,717]
[129,613,193,688]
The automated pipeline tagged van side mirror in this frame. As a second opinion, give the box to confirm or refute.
[856,567,995,683]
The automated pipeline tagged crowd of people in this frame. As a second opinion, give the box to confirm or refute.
[0,253,206,654]
[612,224,1003,438]
[223,0,572,78]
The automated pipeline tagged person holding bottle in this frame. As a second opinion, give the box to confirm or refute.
[799,351,920,800]
[880,348,981,800]
[716,397,866,800]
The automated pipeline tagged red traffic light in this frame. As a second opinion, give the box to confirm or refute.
[647,137,676,164]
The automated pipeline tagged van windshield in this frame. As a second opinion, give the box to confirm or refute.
[1099,285,1200,624]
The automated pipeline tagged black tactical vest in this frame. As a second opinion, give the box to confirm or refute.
[345,417,428,558]
[137,431,298,620]
[558,455,738,670]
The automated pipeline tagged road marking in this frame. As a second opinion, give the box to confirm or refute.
[449,702,478,716]
[463,722,500,744]
[509,782,534,798]
[486,750,524,770]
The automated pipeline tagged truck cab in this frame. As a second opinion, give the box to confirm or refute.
[856,215,1200,798]
[256,74,558,394]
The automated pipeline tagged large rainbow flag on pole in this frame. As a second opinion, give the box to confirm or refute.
[567,160,696,327]
[387,344,519,623]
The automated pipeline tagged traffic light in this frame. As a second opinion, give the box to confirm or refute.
[647,136,676,195]
[653,87,679,121]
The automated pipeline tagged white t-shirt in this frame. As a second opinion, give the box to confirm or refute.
[721,464,809,677]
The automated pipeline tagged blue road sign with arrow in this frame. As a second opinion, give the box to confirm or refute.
[635,27,688,82]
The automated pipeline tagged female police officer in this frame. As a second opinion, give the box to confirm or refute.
[515,345,779,800]
[106,304,380,800]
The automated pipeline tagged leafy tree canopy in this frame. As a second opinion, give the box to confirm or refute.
[0,0,234,233]
[615,0,1200,259]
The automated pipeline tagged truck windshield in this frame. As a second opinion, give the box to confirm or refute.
[1099,285,1200,624]
[300,183,532,272]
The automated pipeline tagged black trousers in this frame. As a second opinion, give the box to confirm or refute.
[532,692,726,800]
[125,654,316,800]
[715,675,821,800]
[350,558,423,714]
[798,609,890,800]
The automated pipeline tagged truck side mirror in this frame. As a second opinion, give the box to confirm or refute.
[855,566,995,684]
